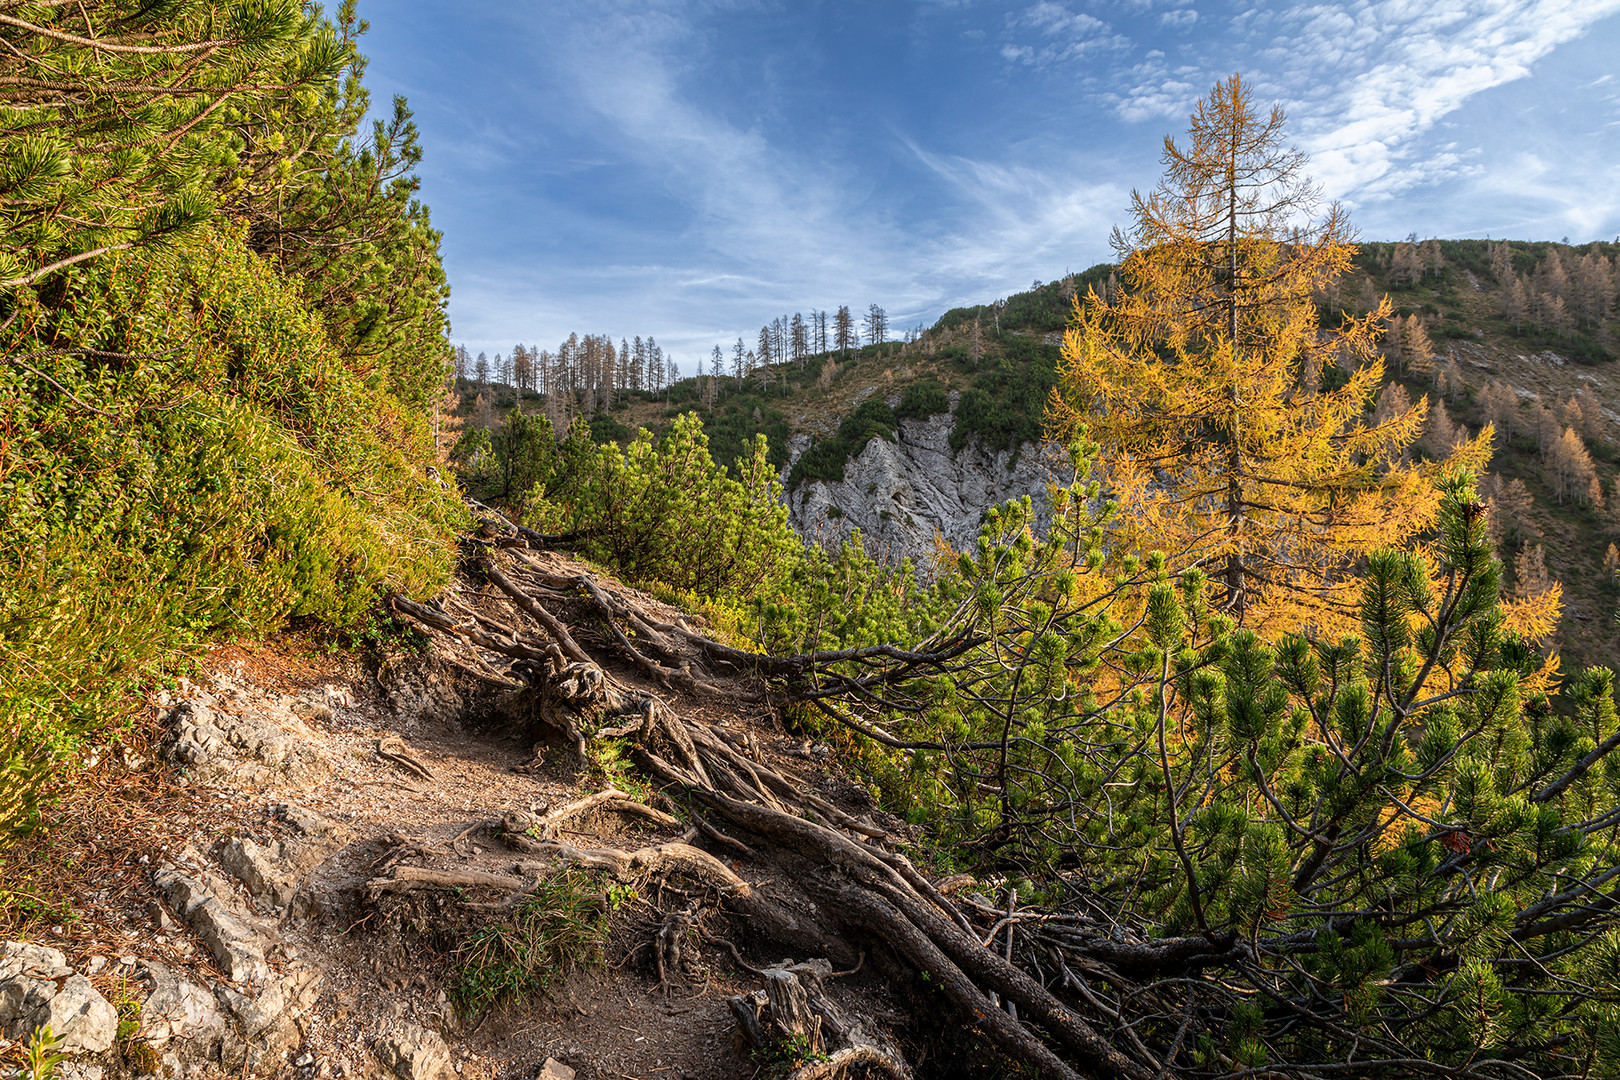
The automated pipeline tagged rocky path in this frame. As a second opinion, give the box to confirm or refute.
[1,629,889,1080]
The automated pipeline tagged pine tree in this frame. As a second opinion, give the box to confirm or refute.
[1533,400,1562,458]
[790,313,808,367]
[1402,314,1435,382]
[1548,426,1598,504]
[1420,396,1463,458]
[511,344,532,394]
[1050,74,1484,631]
[864,304,888,346]
[1504,275,1527,331]
[834,305,855,354]
[757,325,773,373]
[1481,380,1520,445]
[1489,240,1514,285]
[1514,542,1555,601]
[1576,384,1605,445]
[1389,241,1422,286]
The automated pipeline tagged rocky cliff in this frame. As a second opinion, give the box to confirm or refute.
[784,399,1069,570]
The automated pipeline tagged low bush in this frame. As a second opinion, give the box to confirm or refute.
[0,227,461,831]
[524,414,799,607]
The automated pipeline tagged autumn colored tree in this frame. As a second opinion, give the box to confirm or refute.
[1050,74,1487,634]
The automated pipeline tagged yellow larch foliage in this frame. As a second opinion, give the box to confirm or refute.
[1047,74,1489,638]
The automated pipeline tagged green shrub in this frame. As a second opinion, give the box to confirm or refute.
[0,227,461,831]
[894,380,950,420]
[525,413,798,606]
[788,398,897,485]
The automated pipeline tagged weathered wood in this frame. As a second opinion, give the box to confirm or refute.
[763,967,823,1054]
[366,865,529,895]
[503,789,679,839]
[481,558,594,665]
[787,1045,914,1080]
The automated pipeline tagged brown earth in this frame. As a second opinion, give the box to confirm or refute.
[3,572,947,1080]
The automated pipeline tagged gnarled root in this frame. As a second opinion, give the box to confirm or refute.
[390,543,1164,1080]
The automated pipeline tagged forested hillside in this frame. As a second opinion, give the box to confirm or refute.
[407,76,1620,1080]
[448,233,1620,671]
[0,1,460,830]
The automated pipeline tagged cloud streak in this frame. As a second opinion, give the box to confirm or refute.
[362,1,1620,357]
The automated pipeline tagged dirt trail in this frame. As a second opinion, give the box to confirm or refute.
[10,560,929,1080]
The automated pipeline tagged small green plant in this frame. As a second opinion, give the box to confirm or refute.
[21,1026,67,1080]
[450,869,612,1014]
[754,1032,828,1079]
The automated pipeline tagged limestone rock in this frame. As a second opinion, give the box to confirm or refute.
[536,1059,576,1080]
[165,700,330,792]
[0,941,71,981]
[276,803,347,840]
[373,1024,454,1080]
[0,942,118,1054]
[785,410,1066,570]
[214,837,296,911]
[35,975,119,1054]
[142,962,321,1077]
[216,967,323,1073]
[189,898,270,985]
[141,962,228,1050]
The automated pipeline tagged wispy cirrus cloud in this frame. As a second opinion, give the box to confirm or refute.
[1001,1,1130,68]
[364,0,1620,356]
[1280,0,1620,205]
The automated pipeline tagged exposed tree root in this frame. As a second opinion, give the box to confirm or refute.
[376,735,435,781]
[388,540,1186,1080]
[502,788,680,839]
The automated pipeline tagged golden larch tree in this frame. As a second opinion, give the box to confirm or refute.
[1048,74,1489,634]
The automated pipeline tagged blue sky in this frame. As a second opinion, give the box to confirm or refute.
[359,1,1620,367]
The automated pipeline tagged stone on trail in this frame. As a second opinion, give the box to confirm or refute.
[373,1023,454,1080]
[0,942,119,1054]
[536,1059,576,1080]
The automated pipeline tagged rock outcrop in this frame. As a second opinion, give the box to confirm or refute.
[167,699,330,792]
[0,943,119,1054]
[785,406,1067,569]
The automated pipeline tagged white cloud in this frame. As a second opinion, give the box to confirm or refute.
[1002,2,1131,68]
[1276,1,1620,204]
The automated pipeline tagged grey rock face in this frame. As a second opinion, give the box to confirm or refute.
[188,899,270,986]
[216,967,324,1073]
[786,411,1066,570]
[276,803,347,840]
[214,837,296,911]
[141,962,228,1048]
[378,654,470,726]
[0,942,118,1054]
[165,700,330,792]
[141,961,321,1077]
[373,1023,454,1080]
[152,856,272,986]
